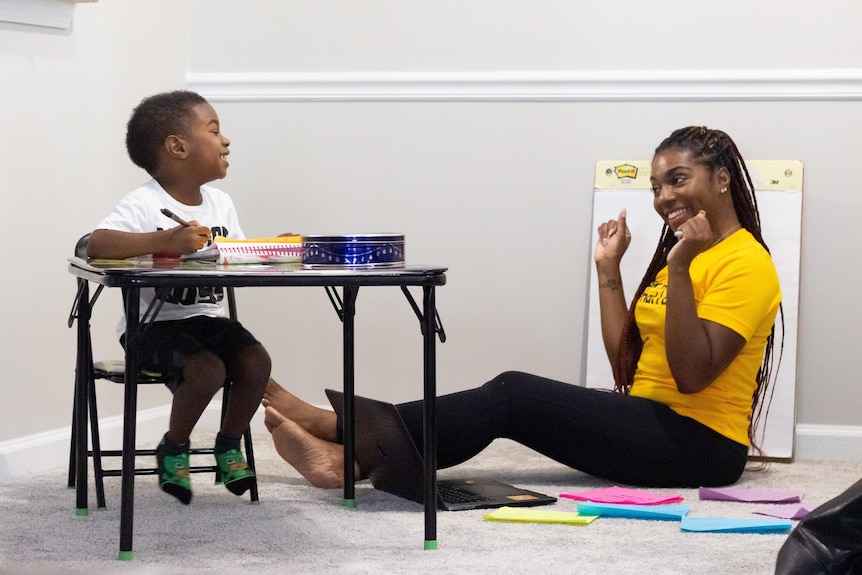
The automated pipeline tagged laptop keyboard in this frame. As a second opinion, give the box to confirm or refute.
[437,483,493,504]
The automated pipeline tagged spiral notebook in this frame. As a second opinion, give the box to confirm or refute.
[181,235,302,264]
[326,389,557,511]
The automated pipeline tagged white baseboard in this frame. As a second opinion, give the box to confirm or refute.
[1,415,859,481]
[794,423,862,461]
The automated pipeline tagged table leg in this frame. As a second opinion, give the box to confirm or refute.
[118,287,140,561]
[74,280,90,516]
[422,286,438,549]
[342,286,358,507]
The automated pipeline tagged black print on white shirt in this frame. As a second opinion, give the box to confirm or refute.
[209,226,229,245]
[157,286,224,306]
[153,224,230,305]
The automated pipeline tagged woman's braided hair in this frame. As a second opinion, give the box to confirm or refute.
[611,126,783,451]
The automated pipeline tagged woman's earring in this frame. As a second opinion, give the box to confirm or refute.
[720,187,728,194]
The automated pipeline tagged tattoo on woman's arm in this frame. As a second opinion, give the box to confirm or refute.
[600,279,623,291]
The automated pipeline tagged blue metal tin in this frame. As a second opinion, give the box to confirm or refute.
[302,234,405,268]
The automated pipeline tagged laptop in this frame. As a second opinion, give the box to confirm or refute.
[325,389,557,511]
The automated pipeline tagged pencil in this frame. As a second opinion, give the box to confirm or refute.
[160,208,191,227]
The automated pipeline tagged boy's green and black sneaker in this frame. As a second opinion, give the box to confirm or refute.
[156,439,192,505]
[216,448,255,496]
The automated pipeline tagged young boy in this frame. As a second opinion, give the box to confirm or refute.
[88,90,270,504]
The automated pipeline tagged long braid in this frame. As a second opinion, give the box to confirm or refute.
[612,126,783,453]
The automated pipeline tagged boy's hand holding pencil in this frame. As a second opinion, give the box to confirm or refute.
[161,208,212,254]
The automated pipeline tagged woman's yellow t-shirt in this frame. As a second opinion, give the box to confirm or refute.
[628,229,781,445]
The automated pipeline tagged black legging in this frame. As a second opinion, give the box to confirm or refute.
[395,371,748,488]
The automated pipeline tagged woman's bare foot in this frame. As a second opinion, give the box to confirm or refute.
[264,406,347,489]
[263,378,339,442]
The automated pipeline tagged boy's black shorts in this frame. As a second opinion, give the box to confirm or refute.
[121,315,261,392]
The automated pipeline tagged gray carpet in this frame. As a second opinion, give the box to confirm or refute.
[1,434,860,575]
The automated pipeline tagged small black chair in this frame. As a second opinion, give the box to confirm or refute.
[67,234,258,510]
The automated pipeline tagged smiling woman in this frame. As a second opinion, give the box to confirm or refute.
[261,127,783,490]
[649,145,738,249]
[586,157,801,459]
[607,128,781,442]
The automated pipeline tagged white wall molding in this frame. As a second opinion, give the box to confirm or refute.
[187,69,862,103]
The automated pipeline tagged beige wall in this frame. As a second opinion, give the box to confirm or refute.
[1,1,860,475]
[188,1,862,72]
[187,1,862,434]
[0,1,191,445]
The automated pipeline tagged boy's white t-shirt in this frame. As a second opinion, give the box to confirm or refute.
[94,179,246,339]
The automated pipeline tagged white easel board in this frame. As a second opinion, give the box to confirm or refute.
[585,160,803,459]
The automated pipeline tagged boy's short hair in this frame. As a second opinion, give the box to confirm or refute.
[125,90,208,175]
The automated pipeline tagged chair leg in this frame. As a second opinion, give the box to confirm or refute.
[217,382,259,502]
[214,392,229,485]
[88,376,107,510]
[243,427,259,503]
[68,375,79,489]
[68,370,109,508]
